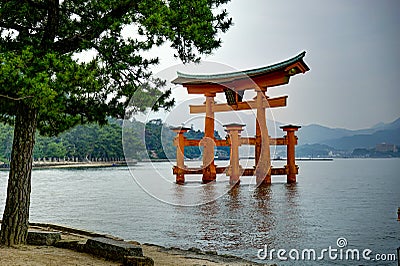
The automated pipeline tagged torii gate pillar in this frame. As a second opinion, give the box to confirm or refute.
[281,125,301,183]
[224,123,245,185]
[202,92,217,183]
[255,89,271,185]
[171,126,191,184]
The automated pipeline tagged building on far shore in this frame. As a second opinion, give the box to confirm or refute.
[375,143,398,153]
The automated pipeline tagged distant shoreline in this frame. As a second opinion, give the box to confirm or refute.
[273,157,333,161]
[0,161,136,171]
[4,157,400,171]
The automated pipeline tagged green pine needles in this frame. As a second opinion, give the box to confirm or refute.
[0,0,232,246]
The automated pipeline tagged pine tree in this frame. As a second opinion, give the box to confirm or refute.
[0,0,232,246]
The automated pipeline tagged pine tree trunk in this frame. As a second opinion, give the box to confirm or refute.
[0,105,37,246]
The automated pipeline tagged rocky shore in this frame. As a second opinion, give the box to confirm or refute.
[0,222,274,266]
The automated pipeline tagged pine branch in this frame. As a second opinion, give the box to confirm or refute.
[53,1,137,54]
[0,94,34,101]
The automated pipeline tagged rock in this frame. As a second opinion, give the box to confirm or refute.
[27,230,61,246]
[54,239,80,250]
[84,237,143,262]
[123,255,154,266]
[205,250,218,256]
[127,240,141,246]
[188,247,204,254]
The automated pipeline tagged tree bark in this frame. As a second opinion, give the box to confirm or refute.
[0,104,37,246]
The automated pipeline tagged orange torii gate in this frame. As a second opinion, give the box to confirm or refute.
[171,52,310,185]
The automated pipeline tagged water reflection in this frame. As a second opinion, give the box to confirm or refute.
[227,184,242,210]
[172,183,186,206]
[197,187,221,250]
[251,184,275,248]
[248,182,304,257]
[282,183,303,244]
[170,176,222,206]
[253,184,273,209]
[285,183,299,206]
[200,182,218,205]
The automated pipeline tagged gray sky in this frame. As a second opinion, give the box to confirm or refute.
[151,0,400,130]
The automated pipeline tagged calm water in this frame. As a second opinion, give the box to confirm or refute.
[0,159,399,265]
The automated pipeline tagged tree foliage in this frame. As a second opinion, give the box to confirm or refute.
[0,123,12,163]
[144,119,174,159]
[0,0,232,246]
[183,127,230,159]
[0,0,232,133]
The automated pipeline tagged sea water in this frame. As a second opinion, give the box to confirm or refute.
[0,158,399,265]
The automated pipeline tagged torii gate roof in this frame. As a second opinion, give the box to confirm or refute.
[172,51,310,94]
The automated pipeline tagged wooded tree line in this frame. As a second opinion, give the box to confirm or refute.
[0,118,230,163]
[0,119,161,162]
[0,119,127,162]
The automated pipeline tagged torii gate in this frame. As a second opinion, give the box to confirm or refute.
[171,52,310,185]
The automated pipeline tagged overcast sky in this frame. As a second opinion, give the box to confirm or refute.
[148,0,399,130]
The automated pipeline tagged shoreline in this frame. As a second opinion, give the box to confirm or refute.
[0,221,270,266]
[0,157,333,171]
[2,157,397,171]
[0,161,135,171]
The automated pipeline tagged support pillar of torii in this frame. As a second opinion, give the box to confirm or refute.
[202,92,217,183]
[224,123,245,185]
[255,89,271,185]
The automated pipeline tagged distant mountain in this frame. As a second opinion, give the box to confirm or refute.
[296,117,400,148]
[296,124,354,145]
[371,117,400,131]
[321,128,400,150]
[164,101,400,153]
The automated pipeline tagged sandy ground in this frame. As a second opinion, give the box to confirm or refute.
[0,244,264,266]
[0,224,266,266]
[0,245,119,266]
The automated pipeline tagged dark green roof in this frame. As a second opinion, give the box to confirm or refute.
[172,51,309,85]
